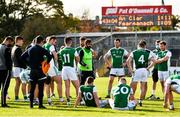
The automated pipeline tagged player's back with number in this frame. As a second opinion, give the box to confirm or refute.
[112,84,131,108]
[132,49,151,69]
[80,85,97,107]
[60,47,76,67]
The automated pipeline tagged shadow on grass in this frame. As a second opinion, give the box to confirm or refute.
[135,108,164,112]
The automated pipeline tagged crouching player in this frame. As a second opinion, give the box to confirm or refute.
[164,74,180,110]
[109,78,137,110]
[74,77,108,108]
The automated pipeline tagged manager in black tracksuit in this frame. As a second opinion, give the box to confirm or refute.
[21,36,52,109]
[0,36,14,107]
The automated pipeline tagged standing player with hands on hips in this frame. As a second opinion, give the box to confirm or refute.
[127,40,156,106]
[104,38,129,98]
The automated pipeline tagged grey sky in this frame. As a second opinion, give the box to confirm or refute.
[61,0,179,19]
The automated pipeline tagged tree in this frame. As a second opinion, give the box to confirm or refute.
[0,0,65,39]
[171,15,180,30]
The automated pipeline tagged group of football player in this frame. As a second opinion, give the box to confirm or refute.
[0,35,179,110]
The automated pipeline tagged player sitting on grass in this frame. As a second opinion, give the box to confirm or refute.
[164,74,180,110]
[74,77,108,108]
[109,78,137,110]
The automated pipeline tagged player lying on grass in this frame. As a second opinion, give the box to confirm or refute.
[74,77,108,108]
[164,74,180,110]
[109,78,137,110]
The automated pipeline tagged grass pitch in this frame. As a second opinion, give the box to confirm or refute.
[0,77,180,117]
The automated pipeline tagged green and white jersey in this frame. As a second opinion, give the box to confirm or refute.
[152,48,160,69]
[59,47,78,67]
[106,47,128,68]
[130,49,153,69]
[43,43,56,66]
[111,84,133,108]
[79,85,97,107]
[166,74,180,85]
[76,47,83,54]
[43,43,56,54]
[157,50,172,71]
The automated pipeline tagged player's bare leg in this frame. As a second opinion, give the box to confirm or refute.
[45,84,52,105]
[21,83,28,101]
[71,80,79,97]
[53,76,63,102]
[50,80,55,97]
[160,81,165,94]
[139,82,147,106]
[64,80,70,105]
[106,76,114,98]
[168,91,174,110]
[130,82,137,94]
[14,78,21,101]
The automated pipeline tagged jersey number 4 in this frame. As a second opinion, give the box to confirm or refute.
[138,55,145,64]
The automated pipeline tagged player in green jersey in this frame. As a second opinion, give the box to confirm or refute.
[60,37,80,105]
[164,74,180,110]
[109,78,136,110]
[74,77,108,108]
[104,39,129,98]
[43,36,63,104]
[147,40,161,100]
[156,41,172,94]
[127,40,156,106]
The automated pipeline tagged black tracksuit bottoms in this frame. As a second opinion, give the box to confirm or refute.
[0,70,11,106]
[29,69,45,108]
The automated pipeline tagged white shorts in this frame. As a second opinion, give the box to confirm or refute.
[158,71,169,81]
[76,67,81,76]
[132,68,148,82]
[48,65,60,77]
[109,99,136,110]
[62,66,78,81]
[12,67,24,78]
[166,79,180,94]
[110,68,125,77]
[19,69,30,84]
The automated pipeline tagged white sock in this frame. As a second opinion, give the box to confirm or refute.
[170,103,174,109]
[48,98,51,102]
[152,90,155,95]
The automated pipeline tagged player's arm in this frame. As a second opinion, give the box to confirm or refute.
[147,57,156,71]
[75,51,80,63]
[74,92,82,108]
[50,45,58,61]
[43,48,52,63]
[91,48,97,58]
[21,49,29,65]
[52,51,58,61]
[93,92,100,108]
[156,52,172,64]
[123,50,130,67]
[126,55,133,74]
[79,50,87,66]
[156,56,169,64]
[104,50,111,68]
[146,51,156,70]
